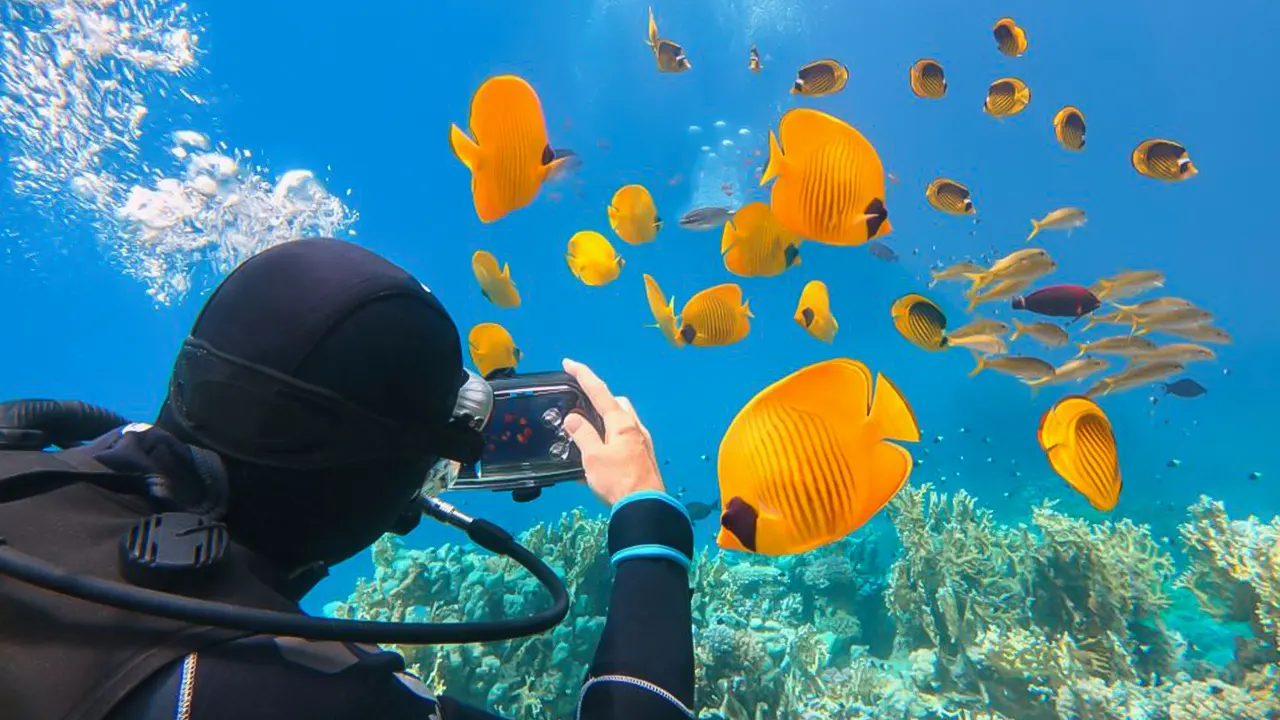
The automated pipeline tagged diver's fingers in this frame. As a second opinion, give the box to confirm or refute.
[615,396,653,446]
[563,357,623,417]
[563,412,604,455]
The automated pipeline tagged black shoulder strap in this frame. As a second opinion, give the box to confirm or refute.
[0,448,151,506]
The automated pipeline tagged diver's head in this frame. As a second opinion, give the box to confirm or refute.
[157,238,487,592]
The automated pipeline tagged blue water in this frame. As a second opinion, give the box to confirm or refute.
[2,0,1277,622]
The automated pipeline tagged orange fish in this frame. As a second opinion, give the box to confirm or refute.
[716,358,920,556]
[468,322,521,378]
[993,18,1028,57]
[448,75,568,223]
[678,283,752,347]
[794,280,837,343]
[1038,396,1122,511]
[761,108,891,246]
[720,202,802,278]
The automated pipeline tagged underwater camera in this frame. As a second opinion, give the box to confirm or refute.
[443,371,604,497]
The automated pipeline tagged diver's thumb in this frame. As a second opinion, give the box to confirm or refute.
[564,412,604,453]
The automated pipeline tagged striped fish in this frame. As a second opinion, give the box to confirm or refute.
[791,59,849,97]
[677,283,753,346]
[993,18,1028,57]
[909,59,947,99]
[1053,106,1086,151]
[448,75,566,223]
[1132,139,1197,182]
[891,294,949,351]
[1038,396,1122,511]
[984,77,1031,117]
[761,108,891,246]
[926,178,975,215]
[716,358,921,556]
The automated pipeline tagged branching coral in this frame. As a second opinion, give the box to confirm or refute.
[1176,496,1280,672]
[328,489,1280,720]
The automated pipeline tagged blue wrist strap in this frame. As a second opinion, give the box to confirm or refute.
[607,491,694,570]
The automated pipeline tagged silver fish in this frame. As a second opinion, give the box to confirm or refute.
[679,206,734,231]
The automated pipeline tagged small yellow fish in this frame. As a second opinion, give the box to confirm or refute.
[1075,335,1158,358]
[749,45,763,73]
[1025,207,1086,242]
[992,17,1028,57]
[1010,318,1069,348]
[929,261,984,288]
[449,75,569,223]
[792,59,849,97]
[678,283,753,347]
[1038,396,1121,512]
[1162,324,1232,344]
[964,249,1055,296]
[970,355,1055,380]
[967,277,1034,313]
[471,250,521,309]
[984,77,1031,117]
[646,7,691,73]
[1132,139,1196,182]
[608,184,662,245]
[1053,106,1086,151]
[950,318,1010,340]
[1025,358,1110,397]
[926,178,975,215]
[891,294,948,351]
[949,333,1007,356]
[794,280,838,343]
[566,230,625,286]
[1087,361,1184,398]
[909,59,947,99]
[721,202,803,277]
[762,108,891,246]
[1134,343,1216,364]
[1132,307,1214,332]
[1089,270,1165,301]
[716,358,920,556]
[468,323,522,378]
[642,273,684,348]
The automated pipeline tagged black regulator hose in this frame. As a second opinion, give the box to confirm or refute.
[0,400,133,449]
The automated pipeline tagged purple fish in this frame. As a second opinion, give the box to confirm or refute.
[1011,284,1100,318]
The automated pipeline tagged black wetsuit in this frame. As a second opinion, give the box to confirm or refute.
[98,428,696,720]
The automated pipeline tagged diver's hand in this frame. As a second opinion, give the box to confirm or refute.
[561,358,665,507]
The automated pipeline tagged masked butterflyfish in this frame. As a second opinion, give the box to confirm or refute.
[721,202,802,277]
[1053,106,1086,151]
[992,18,1028,57]
[468,323,521,378]
[716,358,921,556]
[984,77,1031,117]
[609,184,662,245]
[449,75,568,224]
[926,178,975,215]
[1131,139,1197,182]
[909,59,947,99]
[891,294,949,351]
[792,59,849,97]
[641,273,684,348]
[646,7,691,73]
[794,280,837,343]
[471,250,521,309]
[761,108,891,246]
[566,231,625,287]
[1038,396,1122,512]
[678,283,752,347]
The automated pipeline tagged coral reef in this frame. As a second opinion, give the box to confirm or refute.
[329,487,1280,720]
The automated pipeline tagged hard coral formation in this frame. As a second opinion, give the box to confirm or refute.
[331,488,1280,719]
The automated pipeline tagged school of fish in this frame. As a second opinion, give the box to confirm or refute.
[447,9,1221,556]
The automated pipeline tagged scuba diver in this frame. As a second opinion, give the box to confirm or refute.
[0,238,695,719]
